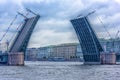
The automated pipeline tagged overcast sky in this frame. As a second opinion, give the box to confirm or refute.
[0,0,120,48]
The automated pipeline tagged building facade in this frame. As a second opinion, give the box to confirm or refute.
[76,44,83,61]
[49,43,77,61]
[25,39,120,62]
[99,38,120,53]
[25,43,83,61]
[99,38,120,61]
[25,48,38,61]
[0,42,8,53]
[37,47,50,60]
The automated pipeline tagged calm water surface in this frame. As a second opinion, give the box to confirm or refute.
[0,61,120,80]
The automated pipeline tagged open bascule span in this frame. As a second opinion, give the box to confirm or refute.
[0,8,40,66]
[0,9,118,66]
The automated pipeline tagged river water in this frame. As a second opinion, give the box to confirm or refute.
[0,61,120,80]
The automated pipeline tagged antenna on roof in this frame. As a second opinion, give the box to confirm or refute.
[26,8,37,15]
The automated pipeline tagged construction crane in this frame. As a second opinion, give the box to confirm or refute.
[86,10,117,52]
[95,13,120,52]
[95,12,115,52]
[78,10,118,52]
[95,13,112,39]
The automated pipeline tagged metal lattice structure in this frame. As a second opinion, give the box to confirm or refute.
[9,15,40,53]
[70,16,103,64]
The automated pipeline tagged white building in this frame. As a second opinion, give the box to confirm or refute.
[0,42,8,53]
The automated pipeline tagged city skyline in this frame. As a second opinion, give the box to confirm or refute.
[0,0,120,48]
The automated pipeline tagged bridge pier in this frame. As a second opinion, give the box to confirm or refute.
[8,52,24,66]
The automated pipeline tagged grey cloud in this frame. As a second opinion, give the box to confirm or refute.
[0,0,120,47]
